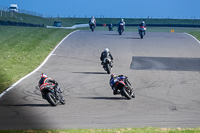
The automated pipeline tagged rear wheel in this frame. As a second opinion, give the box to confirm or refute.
[121,87,133,100]
[46,92,58,106]
[105,63,111,74]
[91,26,94,31]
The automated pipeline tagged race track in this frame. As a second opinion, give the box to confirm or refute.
[1,30,200,129]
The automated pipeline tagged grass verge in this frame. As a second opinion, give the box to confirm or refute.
[1,127,200,133]
[188,31,200,41]
[0,26,74,93]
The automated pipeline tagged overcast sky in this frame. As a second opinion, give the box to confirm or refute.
[0,0,199,19]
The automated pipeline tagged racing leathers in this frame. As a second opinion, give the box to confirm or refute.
[38,77,61,99]
[139,22,146,35]
[89,18,96,28]
[100,51,113,66]
[118,20,125,31]
[110,74,124,95]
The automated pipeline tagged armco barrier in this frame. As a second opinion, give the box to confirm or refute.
[0,20,44,27]
[95,23,200,28]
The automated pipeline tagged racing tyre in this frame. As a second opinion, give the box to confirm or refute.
[46,92,58,106]
[121,87,132,100]
[119,30,122,35]
[106,64,111,74]
[60,96,65,105]
[140,32,144,39]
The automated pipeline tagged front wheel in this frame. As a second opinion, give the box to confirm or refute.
[119,30,122,35]
[140,31,144,39]
[59,96,65,105]
[46,92,58,106]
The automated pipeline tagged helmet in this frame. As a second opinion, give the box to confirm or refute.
[111,74,116,78]
[141,21,145,24]
[41,73,47,78]
[91,16,94,19]
[104,48,109,53]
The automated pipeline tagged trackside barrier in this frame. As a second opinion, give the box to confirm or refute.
[95,23,200,28]
[46,24,89,29]
[0,20,44,27]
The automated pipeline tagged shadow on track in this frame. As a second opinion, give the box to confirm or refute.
[102,33,119,36]
[79,97,125,100]
[72,72,106,74]
[126,37,141,39]
[1,104,51,107]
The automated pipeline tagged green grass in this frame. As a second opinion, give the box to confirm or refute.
[1,127,200,133]
[0,26,74,93]
[189,31,200,41]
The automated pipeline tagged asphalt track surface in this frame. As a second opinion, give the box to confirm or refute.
[0,30,200,129]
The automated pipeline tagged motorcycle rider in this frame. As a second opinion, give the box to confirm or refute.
[118,18,125,31]
[110,74,134,97]
[139,21,146,35]
[38,73,62,99]
[110,74,124,95]
[100,48,113,67]
[89,16,96,28]
[109,23,113,31]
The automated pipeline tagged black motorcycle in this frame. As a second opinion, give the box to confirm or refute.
[118,23,124,35]
[41,84,65,106]
[102,57,112,74]
[108,24,114,31]
[138,26,146,39]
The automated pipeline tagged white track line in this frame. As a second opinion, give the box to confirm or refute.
[184,32,200,44]
[0,30,79,98]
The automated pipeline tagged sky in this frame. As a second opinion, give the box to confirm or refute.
[0,0,200,19]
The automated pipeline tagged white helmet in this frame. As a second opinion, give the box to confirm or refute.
[141,21,145,24]
[41,73,47,78]
[104,48,109,52]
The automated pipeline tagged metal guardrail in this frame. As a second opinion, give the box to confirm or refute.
[96,23,200,28]
[0,20,44,27]
[46,24,89,29]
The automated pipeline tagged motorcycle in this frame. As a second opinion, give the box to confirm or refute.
[102,57,112,74]
[138,26,146,39]
[108,24,114,31]
[40,83,65,106]
[118,23,124,35]
[110,75,135,99]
